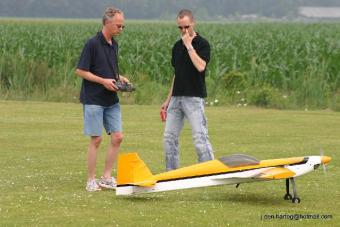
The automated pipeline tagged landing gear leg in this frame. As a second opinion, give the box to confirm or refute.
[283,178,292,200]
[290,178,301,204]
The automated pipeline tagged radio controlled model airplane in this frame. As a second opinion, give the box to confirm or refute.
[116,152,331,203]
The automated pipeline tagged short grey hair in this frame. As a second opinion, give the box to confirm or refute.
[102,6,123,25]
[177,9,194,20]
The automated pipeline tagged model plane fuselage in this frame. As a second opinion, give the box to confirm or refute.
[116,153,331,203]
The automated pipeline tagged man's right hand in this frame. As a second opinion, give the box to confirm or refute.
[161,100,170,112]
[160,100,170,122]
[102,78,118,91]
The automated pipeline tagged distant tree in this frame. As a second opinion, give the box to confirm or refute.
[1,0,339,19]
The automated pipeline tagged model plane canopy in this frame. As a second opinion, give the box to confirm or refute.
[219,154,260,167]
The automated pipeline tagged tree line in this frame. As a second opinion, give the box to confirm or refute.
[1,0,340,19]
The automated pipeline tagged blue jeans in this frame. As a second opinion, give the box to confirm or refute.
[83,103,122,136]
[163,96,214,171]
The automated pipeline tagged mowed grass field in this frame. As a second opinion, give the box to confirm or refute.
[0,101,339,226]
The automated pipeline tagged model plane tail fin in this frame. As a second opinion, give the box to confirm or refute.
[117,153,156,187]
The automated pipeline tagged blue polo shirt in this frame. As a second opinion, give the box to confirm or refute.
[77,32,119,107]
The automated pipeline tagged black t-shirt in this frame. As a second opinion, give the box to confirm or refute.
[77,32,119,107]
[171,34,210,98]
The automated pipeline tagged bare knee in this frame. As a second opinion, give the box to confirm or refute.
[111,132,123,145]
[90,136,102,148]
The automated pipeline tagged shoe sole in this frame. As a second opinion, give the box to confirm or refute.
[98,182,116,189]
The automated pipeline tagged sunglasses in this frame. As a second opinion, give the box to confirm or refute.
[178,25,190,30]
[115,24,125,29]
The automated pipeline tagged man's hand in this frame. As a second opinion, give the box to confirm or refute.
[161,99,170,112]
[119,75,130,84]
[181,29,196,49]
[160,100,170,122]
[102,78,118,91]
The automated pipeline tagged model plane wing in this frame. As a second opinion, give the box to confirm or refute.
[253,167,295,180]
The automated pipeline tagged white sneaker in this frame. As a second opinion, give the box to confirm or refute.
[86,179,101,192]
[98,176,116,189]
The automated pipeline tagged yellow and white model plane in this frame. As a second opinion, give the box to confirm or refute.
[116,153,331,203]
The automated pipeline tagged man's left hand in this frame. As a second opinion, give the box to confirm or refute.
[119,75,130,84]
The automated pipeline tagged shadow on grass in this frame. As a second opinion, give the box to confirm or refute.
[114,190,289,207]
[216,192,287,206]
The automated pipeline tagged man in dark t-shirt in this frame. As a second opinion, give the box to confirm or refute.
[76,6,130,191]
[161,9,214,171]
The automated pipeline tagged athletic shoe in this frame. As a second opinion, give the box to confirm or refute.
[98,176,116,189]
[86,179,101,192]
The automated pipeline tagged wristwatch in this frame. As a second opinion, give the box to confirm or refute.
[187,46,194,52]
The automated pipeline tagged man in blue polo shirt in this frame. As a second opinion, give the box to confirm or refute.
[76,6,129,191]
[161,9,214,171]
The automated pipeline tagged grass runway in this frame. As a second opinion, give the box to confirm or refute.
[0,101,338,226]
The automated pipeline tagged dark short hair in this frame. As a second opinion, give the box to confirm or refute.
[103,6,123,25]
[177,9,194,20]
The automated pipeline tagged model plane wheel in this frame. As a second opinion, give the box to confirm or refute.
[284,194,292,200]
[292,197,301,204]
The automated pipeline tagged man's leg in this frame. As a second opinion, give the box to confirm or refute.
[83,104,104,191]
[103,132,123,178]
[164,97,184,171]
[84,105,104,180]
[99,103,122,188]
[87,136,102,180]
[183,97,214,163]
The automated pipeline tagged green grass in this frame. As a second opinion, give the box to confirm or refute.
[0,101,339,226]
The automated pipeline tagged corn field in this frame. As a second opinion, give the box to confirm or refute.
[1,19,340,109]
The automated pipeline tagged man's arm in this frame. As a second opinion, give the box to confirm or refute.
[161,76,175,110]
[186,46,206,72]
[75,68,118,91]
[182,30,207,72]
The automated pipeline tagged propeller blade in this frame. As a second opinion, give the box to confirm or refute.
[320,149,329,175]
[322,162,327,175]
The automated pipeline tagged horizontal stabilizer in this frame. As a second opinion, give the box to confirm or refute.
[253,167,295,180]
